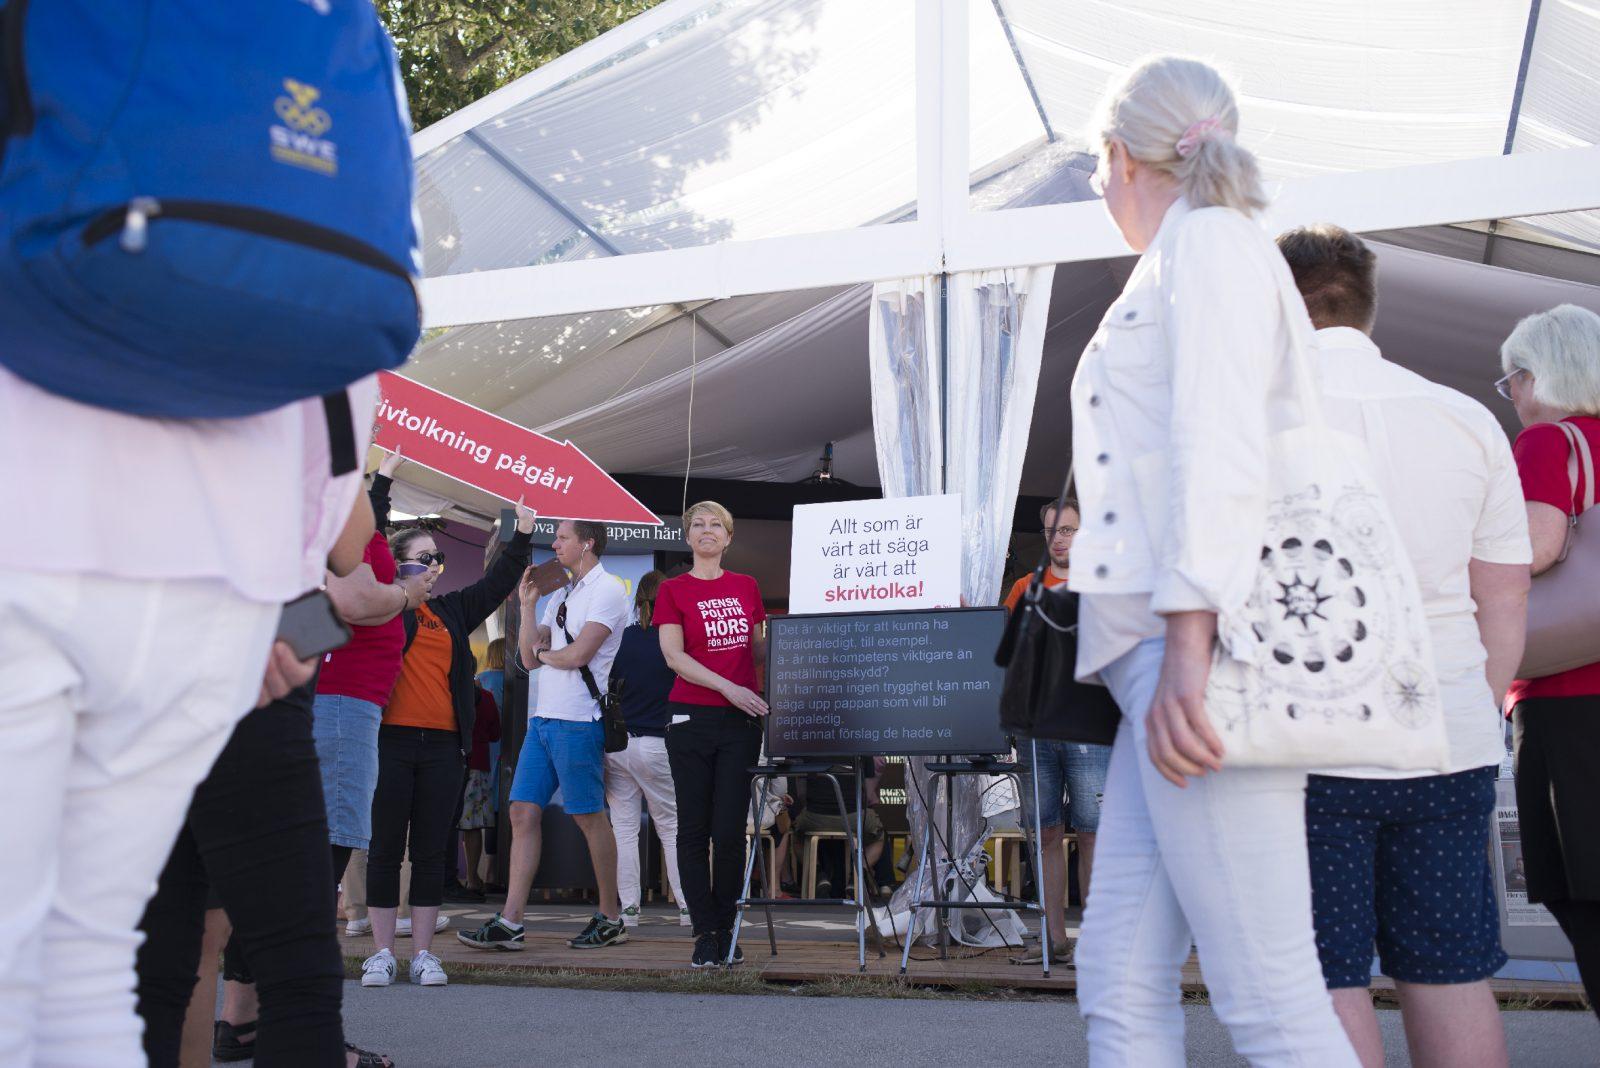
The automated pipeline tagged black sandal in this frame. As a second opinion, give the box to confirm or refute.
[213,1020,257,1063]
[347,1042,395,1067]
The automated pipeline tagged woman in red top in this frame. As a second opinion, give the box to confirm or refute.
[1499,303,1600,1018]
[658,501,768,968]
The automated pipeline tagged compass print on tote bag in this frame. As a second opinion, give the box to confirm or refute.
[1203,276,1449,773]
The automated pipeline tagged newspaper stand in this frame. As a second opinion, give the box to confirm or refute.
[897,744,1052,977]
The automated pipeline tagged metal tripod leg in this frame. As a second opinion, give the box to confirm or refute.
[854,758,867,972]
[899,783,936,975]
[1027,738,1051,978]
[729,770,777,962]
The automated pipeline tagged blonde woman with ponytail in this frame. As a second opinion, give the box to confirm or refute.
[1068,57,1359,1065]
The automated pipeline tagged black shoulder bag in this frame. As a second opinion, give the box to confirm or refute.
[556,599,629,753]
[994,463,1122,745]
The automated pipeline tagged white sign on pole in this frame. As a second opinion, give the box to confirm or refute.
[788,494,962,616]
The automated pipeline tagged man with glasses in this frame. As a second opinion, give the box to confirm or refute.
[458,519,631,952]
[1005,498,1110,965]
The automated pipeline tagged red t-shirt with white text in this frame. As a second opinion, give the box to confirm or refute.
[655,570,767,706]
[316,531,407,707]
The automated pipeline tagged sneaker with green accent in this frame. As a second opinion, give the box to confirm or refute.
[568,912,627,949]
[455,913,525,952]
[621,906,641,928]
[679,907,692,927]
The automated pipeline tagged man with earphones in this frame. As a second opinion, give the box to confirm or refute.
[458,519,632,952]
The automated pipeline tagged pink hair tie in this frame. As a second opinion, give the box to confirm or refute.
[1176,117,1228,158]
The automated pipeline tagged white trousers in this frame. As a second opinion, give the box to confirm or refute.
[605,736,685,913]
[0,572,277,1068]
[1075,638,1359,1068]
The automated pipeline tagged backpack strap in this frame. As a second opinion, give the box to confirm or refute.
[323,391,357,477]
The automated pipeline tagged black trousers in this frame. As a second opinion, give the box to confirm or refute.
[135,689,344,1067]
[666,705,762,935]
[1514,695,1600,1021]
[368,725,464,909]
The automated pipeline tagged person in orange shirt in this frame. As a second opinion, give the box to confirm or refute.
[1005,497,1109,967]
[1004,498,1078,610]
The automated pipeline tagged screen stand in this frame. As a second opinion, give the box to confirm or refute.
[897,747,1051,978]
[730,757,880,972]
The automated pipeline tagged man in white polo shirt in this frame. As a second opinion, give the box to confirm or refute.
[458,518,631,952]
[1278,225,1532,1068]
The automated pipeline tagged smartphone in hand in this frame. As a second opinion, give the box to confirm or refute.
[276,589,353,660]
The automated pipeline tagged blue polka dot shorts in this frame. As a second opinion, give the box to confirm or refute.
[1306,766,1506,988]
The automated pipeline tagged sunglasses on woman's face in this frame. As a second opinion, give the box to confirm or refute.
[408,551,446,568]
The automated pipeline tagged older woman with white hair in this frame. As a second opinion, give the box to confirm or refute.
[1498,302,1600,1020]
[1068,56,1360,1064]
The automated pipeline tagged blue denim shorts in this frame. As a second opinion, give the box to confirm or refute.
[1307,766,1506,988]
[1020,738,1111,833]
[510,717,606,814]
[311,694,384,849]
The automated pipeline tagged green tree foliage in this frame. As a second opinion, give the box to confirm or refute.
[377,1,665,130]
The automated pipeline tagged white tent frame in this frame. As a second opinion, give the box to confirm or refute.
[416,0,1600,330]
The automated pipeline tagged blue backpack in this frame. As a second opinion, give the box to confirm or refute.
[0,0,421,420]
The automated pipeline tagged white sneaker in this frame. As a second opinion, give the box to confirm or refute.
[361,949,395,988]
[621,906,640,928]
[345,917,372,936]
[395,915,450,937]
[409,949,448,987]
[679,908,692,927]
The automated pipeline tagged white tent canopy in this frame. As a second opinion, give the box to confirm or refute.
[390,0,1600,524]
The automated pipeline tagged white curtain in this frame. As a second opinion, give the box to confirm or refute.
[866,265,1054,947]
[867,276,942,499]
[946,266,1055,604]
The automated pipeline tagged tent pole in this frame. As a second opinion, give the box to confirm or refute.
[988,0,1055,143]
[1486,0,1545,267]
[939,273,950,496]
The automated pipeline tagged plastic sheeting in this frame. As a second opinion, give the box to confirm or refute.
[947,266,1055,602]
[868,266,1053,946]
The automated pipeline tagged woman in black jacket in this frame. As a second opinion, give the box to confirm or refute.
[360,502,534,990]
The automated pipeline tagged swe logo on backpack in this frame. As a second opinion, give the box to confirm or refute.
[0,0,422,418]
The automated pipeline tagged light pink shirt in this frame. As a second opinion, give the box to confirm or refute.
[2,366,376,603]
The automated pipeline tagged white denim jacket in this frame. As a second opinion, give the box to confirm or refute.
[1068,198,1301,678]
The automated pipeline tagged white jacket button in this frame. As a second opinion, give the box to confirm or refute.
[1096,452,1109,465]
[1095,565,1109,579]
[1104,512,1116,524]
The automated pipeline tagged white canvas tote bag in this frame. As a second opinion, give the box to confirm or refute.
[1203,276,1450,772]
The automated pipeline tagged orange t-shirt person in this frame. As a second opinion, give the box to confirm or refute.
[1004,499,1078,611]
[383,603,455,731]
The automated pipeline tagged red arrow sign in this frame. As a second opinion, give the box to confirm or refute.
[372,371,659,525]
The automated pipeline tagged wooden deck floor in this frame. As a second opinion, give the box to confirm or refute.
[347,919,1588,1005]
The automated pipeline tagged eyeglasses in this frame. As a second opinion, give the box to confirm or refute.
[1494,367,1526,401]
[1045,526,1079,540]
[407,551,446,569]
[556,601,568,630]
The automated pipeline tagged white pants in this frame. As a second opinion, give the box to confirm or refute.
[1075,638,1358,1068]
[0,572,277,1068]
[605,736,685,914]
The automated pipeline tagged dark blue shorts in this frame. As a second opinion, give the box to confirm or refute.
[1306,766,1506,988]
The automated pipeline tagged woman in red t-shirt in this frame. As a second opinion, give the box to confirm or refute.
[657,501,768,968]
[1500,303,1600,1017]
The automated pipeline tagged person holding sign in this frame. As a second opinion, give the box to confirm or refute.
[1067,57,1359,1064]
[657,502,769,968]
[360,504,535,991]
